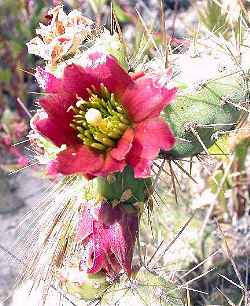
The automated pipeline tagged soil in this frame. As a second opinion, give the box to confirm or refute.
[0,169,51,306]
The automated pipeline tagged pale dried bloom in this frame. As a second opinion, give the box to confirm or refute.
[26,5,98,66]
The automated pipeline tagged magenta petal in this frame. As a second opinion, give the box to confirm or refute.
[34,115,79,147]
[109,210,138,275]
[87,228,121,276]
[110,128,134,161]
[132,117,175,159]
[35,67,62,93]
[83,52,133,97]
[127,118,175,178]
[121,72,177,123]
[87,242,108,274]
[77,208,94,243]
[77,203,112,274]
[38,93,75,127]
[94,154,126,177]
[130,71,145,81]
[129,158,152,178]
[49,145,104,176]
[62,64,99,99]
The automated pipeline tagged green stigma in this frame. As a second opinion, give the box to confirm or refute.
[70,85,130,151]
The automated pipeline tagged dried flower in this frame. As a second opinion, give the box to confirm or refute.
[26,5,97,66]
[33,52,176,178]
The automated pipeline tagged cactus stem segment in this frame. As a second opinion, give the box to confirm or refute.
[221,96,250,113]
[168,160,178,204]
[204,84,249,114]
[190,127,210,156]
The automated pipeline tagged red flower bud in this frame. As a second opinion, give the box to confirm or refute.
[77,201,139,277]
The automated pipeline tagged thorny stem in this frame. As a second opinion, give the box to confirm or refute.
[168,160,178,204]
[159,0,168,68]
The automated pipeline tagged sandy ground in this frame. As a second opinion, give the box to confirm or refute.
[0,170,51,306]
[0,169,87,306]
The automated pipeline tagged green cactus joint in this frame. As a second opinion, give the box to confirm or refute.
[163,74,246,158]
[61,270,109,301]
[102,268,185,306]
[93,166,152,206]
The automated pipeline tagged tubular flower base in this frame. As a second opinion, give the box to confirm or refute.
[77,201,139,277]
[33,52,176,178]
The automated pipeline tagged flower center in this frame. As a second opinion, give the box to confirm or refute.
[70,85,130,151]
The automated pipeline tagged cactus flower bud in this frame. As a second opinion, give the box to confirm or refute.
[77,200,139,277]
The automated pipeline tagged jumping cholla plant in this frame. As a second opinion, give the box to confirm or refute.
[4,2,250,306]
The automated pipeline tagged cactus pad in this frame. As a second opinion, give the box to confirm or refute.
[163,73,245,158]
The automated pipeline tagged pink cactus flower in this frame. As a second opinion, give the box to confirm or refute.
[77,201,138,277]
[33,52,176,178]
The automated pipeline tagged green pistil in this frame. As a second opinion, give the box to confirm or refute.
[70,85,130,151]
